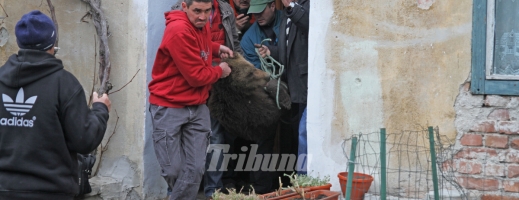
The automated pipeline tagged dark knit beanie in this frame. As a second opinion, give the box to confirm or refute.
[15,10,57,51]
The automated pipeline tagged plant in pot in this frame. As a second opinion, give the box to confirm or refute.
[258,177,308,200]
[281,190,341,200]
[268,174,341,200]
[259,173,332,200]
[284,172,332,191]
[212,187,262,200]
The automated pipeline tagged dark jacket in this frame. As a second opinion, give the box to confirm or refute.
[0,50,109,199]
[172,0,243,55]
[241,10,283,69]
[276,0,309,104]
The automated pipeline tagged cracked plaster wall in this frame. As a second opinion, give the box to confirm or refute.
[0,0,157,199]
[307,0,472,196]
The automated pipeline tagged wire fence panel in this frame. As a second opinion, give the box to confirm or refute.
[341,127,468,200]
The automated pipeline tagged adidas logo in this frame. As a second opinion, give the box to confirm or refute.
[1,88,37,127]
[3,88,37,116]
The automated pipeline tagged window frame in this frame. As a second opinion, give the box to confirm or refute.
[471,0,519,95]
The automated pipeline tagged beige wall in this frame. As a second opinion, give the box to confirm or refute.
[0,0,150,198]
[307,0,472,196]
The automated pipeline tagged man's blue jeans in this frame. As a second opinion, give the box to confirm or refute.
[204,118,236,197]
[298,107,307,175]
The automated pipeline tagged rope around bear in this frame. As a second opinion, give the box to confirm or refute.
[255,38,285,109]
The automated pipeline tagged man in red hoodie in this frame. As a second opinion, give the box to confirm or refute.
[148,0,233,199]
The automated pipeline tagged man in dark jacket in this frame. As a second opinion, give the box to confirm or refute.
[257,0,309,174]
[0,10,111,199]
[278,0,309,175]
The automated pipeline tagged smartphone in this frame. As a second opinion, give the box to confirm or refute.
[237,8,252,19]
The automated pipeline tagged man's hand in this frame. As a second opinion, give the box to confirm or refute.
[236,14,250,31]
[93,92,111,111]
[282,0,294,7]
[219,62,232,78]
[219,45,234,59]
[254,44,270,58]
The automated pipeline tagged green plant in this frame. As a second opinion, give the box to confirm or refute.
[211,187,262,200]
[284,172,331,187]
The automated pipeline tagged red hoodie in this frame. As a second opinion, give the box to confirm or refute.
[149,10,222,108]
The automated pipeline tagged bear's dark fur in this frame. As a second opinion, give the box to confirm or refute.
[208,54,291,142]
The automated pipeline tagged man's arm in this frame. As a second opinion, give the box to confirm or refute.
[241,35,262,69]
[285,1,309,31]
[228,12,244,55]
[61,85,109,154]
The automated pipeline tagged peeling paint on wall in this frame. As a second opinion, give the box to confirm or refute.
[417,0,435,10]
[0,27,8,47]
[309,0,472,195]
[1,0,150,198]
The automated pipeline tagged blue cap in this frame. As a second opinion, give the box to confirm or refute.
[15,10,57,51]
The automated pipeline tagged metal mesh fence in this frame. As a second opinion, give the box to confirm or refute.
[340,127,468,200]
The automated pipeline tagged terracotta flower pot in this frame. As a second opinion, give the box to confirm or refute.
[337,172,373,200]
[281,190,340,200]
[305,183,332,192]
[258,188,308,200]
[259,184,331,199]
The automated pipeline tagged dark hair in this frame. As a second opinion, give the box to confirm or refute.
[184,0,212,7]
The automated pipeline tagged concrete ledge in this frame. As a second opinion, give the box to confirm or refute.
[83,176,121,200]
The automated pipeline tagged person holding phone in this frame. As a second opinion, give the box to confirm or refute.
[230,0,255,39]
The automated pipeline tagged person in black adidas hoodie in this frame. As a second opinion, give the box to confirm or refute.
[0,10,111,200]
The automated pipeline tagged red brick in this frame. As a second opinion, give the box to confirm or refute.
[441,159,454,171]
[471,121,497,133]
[511,138,519,150]
[506,151,519,163]
[461,134,483,146]
[457,177,499,191]
[458,160,482,174]
[488,109,511,121]
[486,135,509,149]
[485,95,511,107]
[485,164,505,177]
[482,195,519,200]
[509,165,519,178]
[454,148,498,160]
[504,181,519,192]
[498,121,519,135]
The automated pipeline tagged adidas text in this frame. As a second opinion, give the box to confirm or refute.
[0,116,34,127]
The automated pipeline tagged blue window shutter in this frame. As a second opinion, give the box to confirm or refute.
[471,0,519,96]
[471,0,486,95]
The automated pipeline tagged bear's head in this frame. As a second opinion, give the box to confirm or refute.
[222,54,270,91]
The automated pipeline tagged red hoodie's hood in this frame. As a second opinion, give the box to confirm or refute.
[165,10,191,27]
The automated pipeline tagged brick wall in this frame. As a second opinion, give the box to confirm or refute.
[453,82,519,199]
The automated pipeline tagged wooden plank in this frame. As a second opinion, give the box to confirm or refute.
[485,80,519,96]
[471,0,487,94]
